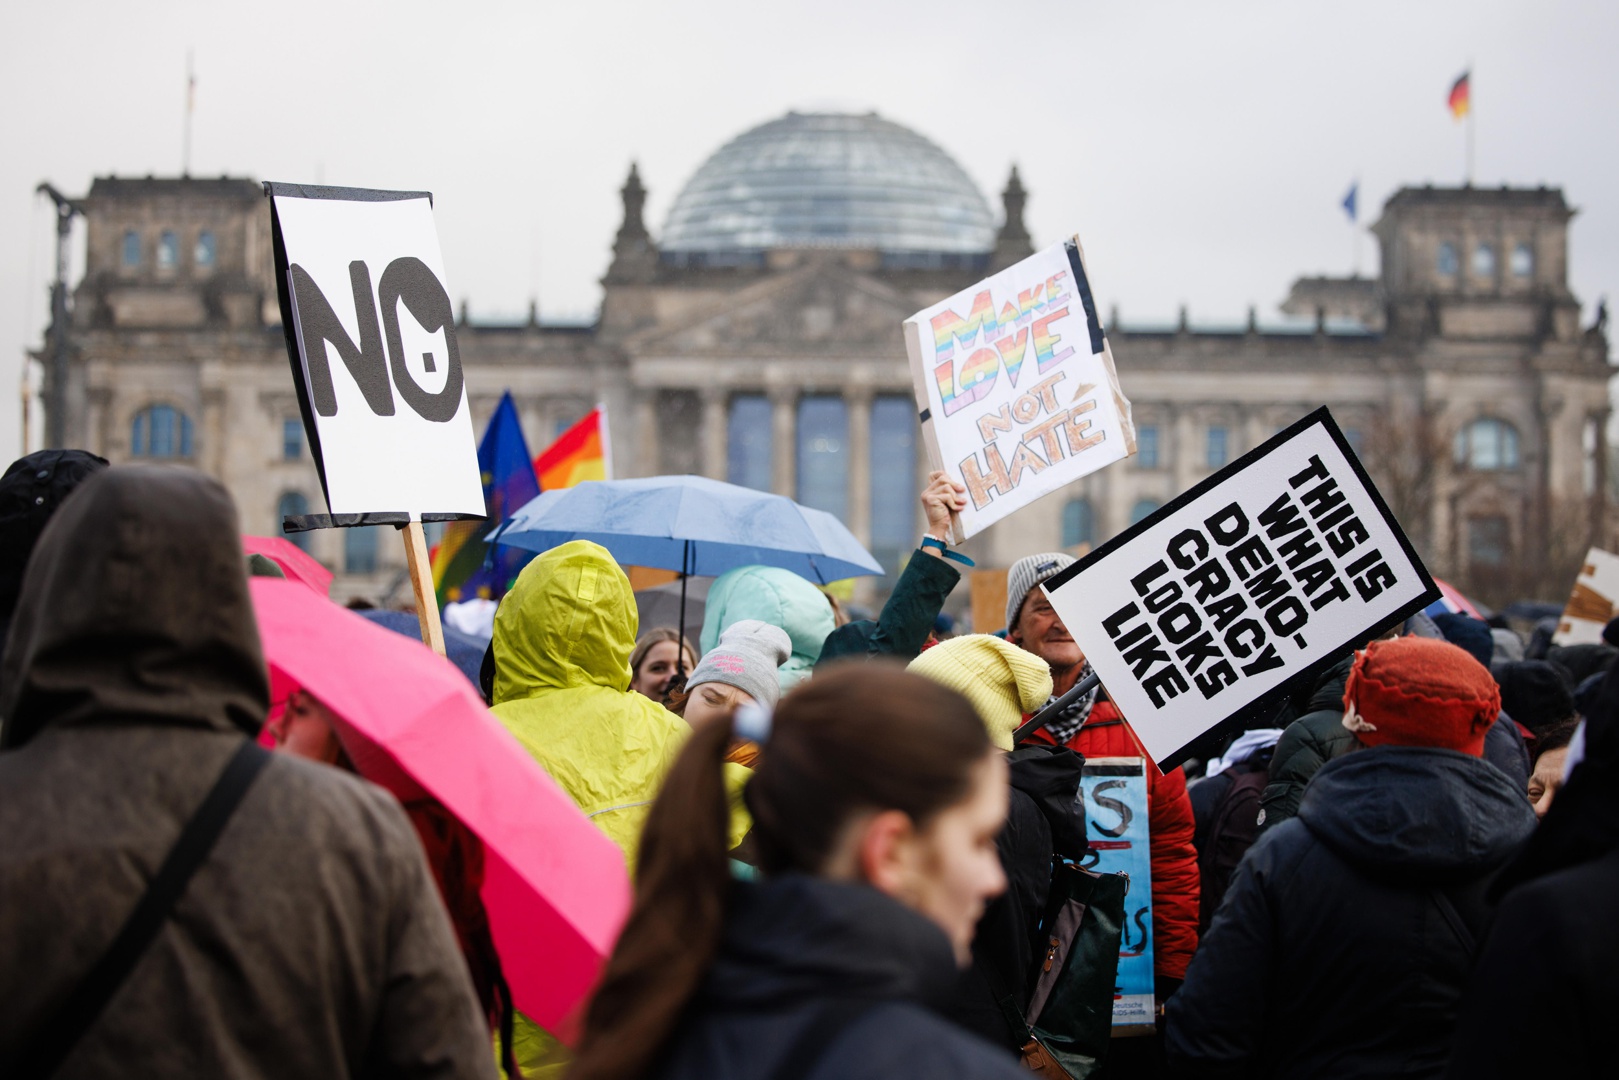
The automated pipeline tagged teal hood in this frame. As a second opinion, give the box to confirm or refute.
[700,566,835,692]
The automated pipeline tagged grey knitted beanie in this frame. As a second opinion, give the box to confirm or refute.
[1005,552,1076,632]
[686,618,793,707]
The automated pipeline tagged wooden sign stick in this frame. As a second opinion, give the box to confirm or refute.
[402,520,447,656]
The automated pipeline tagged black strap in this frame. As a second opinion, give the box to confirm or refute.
[8,740,271,1080]
[768,998,874,1080]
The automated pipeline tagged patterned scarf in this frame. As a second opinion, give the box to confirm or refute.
[1041,661,1099,745]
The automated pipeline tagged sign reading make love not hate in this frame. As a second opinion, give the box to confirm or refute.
[904,238,1135,541]
[1044,409,1438,767]
[268,184,483,519]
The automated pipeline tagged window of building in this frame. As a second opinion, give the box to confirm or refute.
[345,525,381,574]
[195,230,216,268]
[157,230,179,270]
[726,394,772,492]
[282,418,303,461]
[1130,499,1160,526]
[1437,241,1459,277]
[1511,243,1534,278]
[1467,516,1511,569]
[122,230,141,268]
[1137,424,1159,469]
[1206,426,1229,468]
[1454,417,1521,471]
[1472,243,1496,278]
[130,405,194,458]
[1062,497,1095,549]
[869,395,917,577]
[797,396,847,519]
[277,491,311,552]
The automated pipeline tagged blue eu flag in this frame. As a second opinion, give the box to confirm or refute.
[1342,182,1358,224]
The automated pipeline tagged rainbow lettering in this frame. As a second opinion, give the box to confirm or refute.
[931,290,999,360]
[1032,308,1075,373]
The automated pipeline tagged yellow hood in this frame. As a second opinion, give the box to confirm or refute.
[493,540,637,702]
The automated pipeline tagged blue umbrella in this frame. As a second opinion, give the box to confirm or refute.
[489,476,884,671]
[489,474,884,583]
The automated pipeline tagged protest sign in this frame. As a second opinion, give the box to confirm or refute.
[1044,408,1437,767]
[267,183,484,520]
[267,183,486,654]
[1553,547,1619,646]
[903,238,1134,541]
[1078,757,1155,1036]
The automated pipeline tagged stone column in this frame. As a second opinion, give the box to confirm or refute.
[85,387,113,459]
[201,387,228,482]
[846,388,873,547]
[634,390,659,477]
[701,387,728,482]
[770,387,797,498]
[1172,405,1196,494]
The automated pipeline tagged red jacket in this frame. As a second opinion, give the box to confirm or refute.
[1030,700,1200,982]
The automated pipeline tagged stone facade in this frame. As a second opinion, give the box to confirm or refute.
[35,142,1613,613]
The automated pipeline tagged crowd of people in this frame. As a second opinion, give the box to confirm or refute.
[0,449,1613,1079]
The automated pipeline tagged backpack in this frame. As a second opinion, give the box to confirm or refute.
[1197,756,1270,934]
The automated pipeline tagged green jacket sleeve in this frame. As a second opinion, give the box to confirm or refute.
[866,550,960,659]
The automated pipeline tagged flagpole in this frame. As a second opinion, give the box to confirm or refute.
[182,50,195,177]
[1466,59,1475,186]
[1352,176,1361,276]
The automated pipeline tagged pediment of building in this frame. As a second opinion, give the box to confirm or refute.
[624,260,920,354]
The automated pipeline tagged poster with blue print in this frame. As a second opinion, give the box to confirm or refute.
[1079,757,1156,1036]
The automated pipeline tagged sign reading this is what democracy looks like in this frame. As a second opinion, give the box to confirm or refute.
[904,239,1135,541]
[268,184,484,520]
[1044,410,1438,767]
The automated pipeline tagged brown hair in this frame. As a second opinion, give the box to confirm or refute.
[629,627,696,678]
[568,662,992,1080]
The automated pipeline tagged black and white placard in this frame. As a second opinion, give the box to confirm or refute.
[267,183,483,520]
[1043,408,1438,767]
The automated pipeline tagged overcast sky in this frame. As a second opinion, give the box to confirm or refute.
[3,0,1615,457]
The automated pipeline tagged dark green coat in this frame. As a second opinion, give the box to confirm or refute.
[817,550,959,666]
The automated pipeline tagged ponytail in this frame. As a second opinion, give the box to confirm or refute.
[568,707,738,1080]
[568,662,993,1080]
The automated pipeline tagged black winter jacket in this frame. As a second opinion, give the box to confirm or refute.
[1165,746,1536,1080]
[946,744,1087,1048]
[656,875,1027,1080]
[1445,846,1619,1078]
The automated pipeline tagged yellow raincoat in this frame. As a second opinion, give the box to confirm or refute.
[489,541,749,1077]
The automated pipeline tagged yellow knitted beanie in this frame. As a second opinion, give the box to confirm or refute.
[907,634,1054,750]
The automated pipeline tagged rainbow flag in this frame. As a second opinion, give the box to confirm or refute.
[536,406,611,490]
[1448,71,1470,120]
[432,391,540,605]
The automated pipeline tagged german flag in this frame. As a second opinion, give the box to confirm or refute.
[1448,71,1470,121]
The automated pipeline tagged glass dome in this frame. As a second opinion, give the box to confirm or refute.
[660,112,996,258]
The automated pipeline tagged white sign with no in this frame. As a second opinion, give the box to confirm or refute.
[272,190,483,518]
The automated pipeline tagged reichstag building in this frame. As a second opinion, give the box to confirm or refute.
[36,111,1613,610]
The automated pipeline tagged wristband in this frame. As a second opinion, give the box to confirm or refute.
[920,536,974,566]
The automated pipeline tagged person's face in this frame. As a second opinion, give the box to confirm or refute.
[1528,746,1569,820]
[882,754,1009,966]
[268,689,344,764]
[1009,588,1084,672]
[684,681,754,731]
[631,640,691,699]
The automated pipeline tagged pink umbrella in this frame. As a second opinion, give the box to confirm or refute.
[249,577,630,1043]
[243,534,334,596]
